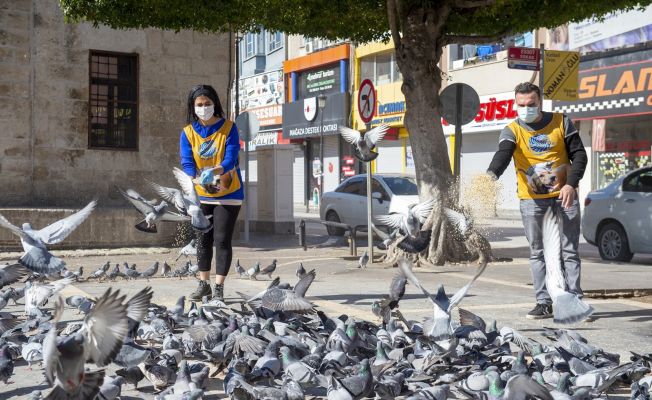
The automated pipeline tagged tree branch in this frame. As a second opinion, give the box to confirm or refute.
[386,0,402,48]
[454,0,497,9]
[443,31,511,45]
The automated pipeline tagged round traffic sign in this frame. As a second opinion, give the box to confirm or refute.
[358,79,376,124]
[439,83,480,126]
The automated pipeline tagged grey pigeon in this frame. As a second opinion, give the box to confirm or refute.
[141,261,159,280]
[247,262,260,280]
[115,366,145,389]
[43,289,129,397]
[358,251,369,269]
[161,261,172,277]
[118,187,189,233]
[327,358,373,399]
[124,266,141,280]
[261,269,316,313]
[443,207,473,240]
[95,375,124,400]
[398,257,487,339]
[21,342,43,369]
[0,199,96,273]
[150,167,213,233]
[88,261,110,280]
[259,259,277,279]
[296,262,306,279]
[340,124,389,162]
[280,346,322,388]
[25,276,74,316]
[372,272,407,324]
[0,344,14,384]
[176,239,197,261]
[375,199,435,237]
[235,259,247,278]
[0,263,28,289]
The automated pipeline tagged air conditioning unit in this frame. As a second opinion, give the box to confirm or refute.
[305,42,313,53]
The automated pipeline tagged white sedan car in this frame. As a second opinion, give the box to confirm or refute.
[582,166,652,262]
[319,174,419,236]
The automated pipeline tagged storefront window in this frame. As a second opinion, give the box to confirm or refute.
[593,114,652,189]
[376,53,392,85]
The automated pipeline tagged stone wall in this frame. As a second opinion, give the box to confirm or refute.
[0,0,233,247]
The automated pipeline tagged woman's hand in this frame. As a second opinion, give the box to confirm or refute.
[199,168,214,185]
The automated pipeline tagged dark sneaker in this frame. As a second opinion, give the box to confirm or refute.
[526,303,553,320]
[213,283,224,301]
[189,280,212,302]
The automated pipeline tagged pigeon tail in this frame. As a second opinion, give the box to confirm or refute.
[423,316,452,341]
[45,369,105,400]
[134,220,157,233]
[552,293,594,325]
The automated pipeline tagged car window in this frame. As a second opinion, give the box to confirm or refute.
[337,178,365,196]
[623,170,652,193]
[371,179,390,200]
[382,177,418,195]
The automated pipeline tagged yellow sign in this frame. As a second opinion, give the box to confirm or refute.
[543,50,580,101]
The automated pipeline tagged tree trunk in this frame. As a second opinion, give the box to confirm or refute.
[386,0,492,266]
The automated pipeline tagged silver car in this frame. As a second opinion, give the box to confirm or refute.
[319,174,419,236]
[582,166,652,262]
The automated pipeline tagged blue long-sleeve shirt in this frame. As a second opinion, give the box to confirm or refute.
[179,119,244,202]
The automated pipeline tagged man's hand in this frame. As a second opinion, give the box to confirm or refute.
[557,184,576,208]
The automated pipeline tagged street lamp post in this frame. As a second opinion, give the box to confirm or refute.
[317,94,327,205]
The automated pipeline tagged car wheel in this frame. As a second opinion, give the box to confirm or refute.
[325,211,345,236]
[597,222,634,262]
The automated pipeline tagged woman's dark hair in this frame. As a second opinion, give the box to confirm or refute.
[514,82,541,99]
[186,84,225,123]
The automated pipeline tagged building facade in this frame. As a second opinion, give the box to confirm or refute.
[0,0,232,247]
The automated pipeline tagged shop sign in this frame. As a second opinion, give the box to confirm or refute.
[239,69,284,111]
[508,47,541,71]
[297,63,341,98]
[543,50,580,100]
[282,92,350,139]
[442,92,517,134]
[245,130,278,151]
[248,104,282,127]
[569,5,652,49]
[553,49,652,119]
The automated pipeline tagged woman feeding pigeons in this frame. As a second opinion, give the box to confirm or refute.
[179,84,243,301]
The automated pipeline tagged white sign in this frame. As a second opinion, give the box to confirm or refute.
[303,97,317,121]
[569,5,652,49]
[442,91,518,135]
[246,131,278,151]
[239,69,284,110]
[312,158,322,177]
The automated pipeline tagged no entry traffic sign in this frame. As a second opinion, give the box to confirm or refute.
[358,79,376,124]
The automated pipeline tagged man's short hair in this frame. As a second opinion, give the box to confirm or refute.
[515,82,541,99]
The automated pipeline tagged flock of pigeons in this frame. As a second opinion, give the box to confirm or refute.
[0,252,651,399]
[0,162,648,398]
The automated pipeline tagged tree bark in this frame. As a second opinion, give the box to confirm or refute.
[386,0,492,266]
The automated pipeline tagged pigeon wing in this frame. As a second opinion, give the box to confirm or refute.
[84,288,129,366]
[118,188,155,216]
[411,198,436,223]
[397,258,434,302]
[126,286,153,322]
[293,269,316,298]
[339,126,362,145]
[0,214,31,242]
[35,199,97,244]
[363,124,389,148]
[43,297,64,385]
[542,207,565,298]
[173,167,201,205]
[0,263,28,286]
[160,209,192,222]
[443,207,469,235]
[447,261,487,312]
[375,214,405,231]
[458,308,486,332]
[148,181,186,212]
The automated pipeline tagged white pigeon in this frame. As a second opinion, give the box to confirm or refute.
[339,124,389,162]
[149,167,212,233]
[0,200,97,274]
[375,198,435,237]
[118,187,189,233]
[25,276,75,316]
[176,239,197,261]
[542,207,593,324]
[443,207,473,240]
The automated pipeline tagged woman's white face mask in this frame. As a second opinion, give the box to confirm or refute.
[194,105,214,121]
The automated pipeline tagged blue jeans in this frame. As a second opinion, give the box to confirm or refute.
[519,198,583,305]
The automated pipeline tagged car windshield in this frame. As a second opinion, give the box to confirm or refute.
[382,177,418,195]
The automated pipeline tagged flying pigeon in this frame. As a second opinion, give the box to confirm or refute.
[339,124,389,162]
[0,264,28,289]
[149,167,213,233]
[375,198,435,237]
[118,187,189,233]
[0,199,97,273]
[176,239,197,261]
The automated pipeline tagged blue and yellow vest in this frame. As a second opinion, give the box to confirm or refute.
[182,120,242,199]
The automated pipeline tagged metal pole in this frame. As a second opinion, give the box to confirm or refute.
[454,84,463,202]
[365,123,373,264]
[234,35,250,242]
[320,108,324,204]
[539,43,545,96]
